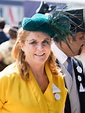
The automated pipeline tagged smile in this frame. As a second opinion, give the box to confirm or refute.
[35,53,45,56]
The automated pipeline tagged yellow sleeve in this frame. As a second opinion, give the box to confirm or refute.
[0,72,9,109]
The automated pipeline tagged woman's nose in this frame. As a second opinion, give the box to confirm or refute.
[37,43,44,50]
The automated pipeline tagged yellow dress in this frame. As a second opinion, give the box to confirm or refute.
[0,63,67,113]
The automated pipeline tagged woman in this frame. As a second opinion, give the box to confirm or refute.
[0,13,67,113]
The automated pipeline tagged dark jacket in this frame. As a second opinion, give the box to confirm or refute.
[56,57,85,113]
[0,31,9,44]
[65,58,85,113]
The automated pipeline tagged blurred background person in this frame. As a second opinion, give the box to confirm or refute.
[3,24,11,39]
[0,17,9,44]
[0,26,18,71]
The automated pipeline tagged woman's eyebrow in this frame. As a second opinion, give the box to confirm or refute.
[27,39,36,42]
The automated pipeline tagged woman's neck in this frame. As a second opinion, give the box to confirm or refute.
[30,64,45,77]
[30,63,49,93]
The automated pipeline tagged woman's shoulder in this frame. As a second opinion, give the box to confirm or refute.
[0,63,18,80]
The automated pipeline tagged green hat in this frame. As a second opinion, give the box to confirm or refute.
[22,13,55,38]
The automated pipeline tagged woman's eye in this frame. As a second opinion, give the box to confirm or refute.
[42,40,50,45]
[29,41,37,45]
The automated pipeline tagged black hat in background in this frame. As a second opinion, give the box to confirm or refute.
[65,8,85,32]
[36,1,56,14]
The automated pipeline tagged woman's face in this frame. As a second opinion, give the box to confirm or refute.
[22,31,51,66]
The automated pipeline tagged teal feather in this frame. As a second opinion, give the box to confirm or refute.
[49,11,74,52]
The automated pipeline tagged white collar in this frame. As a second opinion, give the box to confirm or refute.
[51,42,68,64]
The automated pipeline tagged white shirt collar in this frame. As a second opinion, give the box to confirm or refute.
[51,42,68,64]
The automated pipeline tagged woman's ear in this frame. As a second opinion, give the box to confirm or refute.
[21,44,25,52]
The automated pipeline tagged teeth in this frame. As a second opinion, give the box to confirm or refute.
[35,53,44,56]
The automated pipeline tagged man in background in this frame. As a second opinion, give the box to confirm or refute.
[52,8,85,113]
